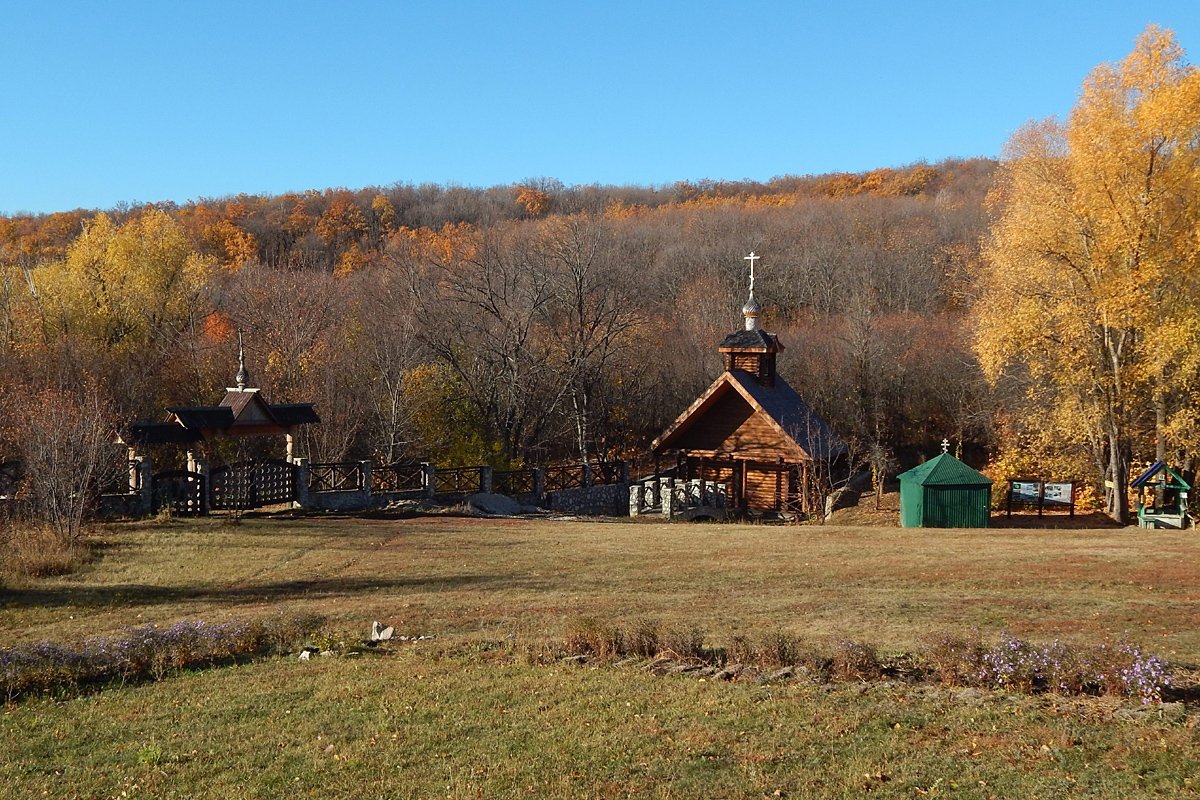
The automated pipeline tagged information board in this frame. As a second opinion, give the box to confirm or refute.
[1042,482,1074,506]
[1006,479,1076,516]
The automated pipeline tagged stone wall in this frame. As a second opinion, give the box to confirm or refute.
[544,482,630,516]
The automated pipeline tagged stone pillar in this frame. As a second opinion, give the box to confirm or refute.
[293,457,312,509]
[581,462,593,488]
[127,447,140,494]
[136,456,154,516]
[662,478,675,519]
[532,467,545,503]
[359,461,372,495]
[658,476,672,512]
[479,465,493,494]
[285,433,295,463]
[629,484,644,517]
[421,462,436,498]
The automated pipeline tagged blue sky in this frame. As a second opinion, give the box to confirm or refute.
[2,1,1198,215]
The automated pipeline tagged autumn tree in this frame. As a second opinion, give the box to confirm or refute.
[25,210,217,413]
[975,26,1200,522]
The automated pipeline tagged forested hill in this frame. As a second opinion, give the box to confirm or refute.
[0,158,996,470]
[0,160,994,270]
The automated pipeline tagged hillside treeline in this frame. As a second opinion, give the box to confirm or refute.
[0,159,995,474]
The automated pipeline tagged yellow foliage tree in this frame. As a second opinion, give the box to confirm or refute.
[35,210,216,350]
[975,26,1200,522]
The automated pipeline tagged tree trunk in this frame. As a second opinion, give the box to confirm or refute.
[1106,427,1130,524]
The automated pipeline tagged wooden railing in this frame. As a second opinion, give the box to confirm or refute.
[308,462,364,493]
[435,466,483,496]
[543,464,586,492]
[591,461,624,486]
[493,468,536,496]
[372,463,424,494]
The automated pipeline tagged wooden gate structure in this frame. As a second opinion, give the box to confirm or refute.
[210,459,296,510]
[151,470,206,516]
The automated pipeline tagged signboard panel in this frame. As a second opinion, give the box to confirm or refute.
[1006,479,1076,516]
[1010,481,1042,503]
[1042,482,1073,506]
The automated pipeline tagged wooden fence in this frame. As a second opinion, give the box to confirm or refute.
[93,458,629,517]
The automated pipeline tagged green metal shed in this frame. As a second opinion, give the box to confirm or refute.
[897,452,993,528]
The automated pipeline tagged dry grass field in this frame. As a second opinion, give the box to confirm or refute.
[4,515,1199,660]
[3,514,1200,798]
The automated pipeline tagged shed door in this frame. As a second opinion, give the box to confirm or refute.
[924,486,955,528]
[924,485,988,528]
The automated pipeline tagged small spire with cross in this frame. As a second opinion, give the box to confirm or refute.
[941,438,951,454]
[235,329,250,391]
[744,251,759,297]
[742,252,762,331]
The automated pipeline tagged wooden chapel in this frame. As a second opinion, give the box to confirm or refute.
[652,253,843,514]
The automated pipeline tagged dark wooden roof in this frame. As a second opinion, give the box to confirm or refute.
[718,329,782,352]
[123,422,203,445]
[167,406,234,429]
[121,389,319,447]
[653,369,843,461]
[270,403,321,426]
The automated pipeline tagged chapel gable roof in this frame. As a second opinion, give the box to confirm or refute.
[653,370,843,461]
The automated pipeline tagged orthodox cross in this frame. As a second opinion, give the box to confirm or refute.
[941,438,950,454]
[744,251,760,295]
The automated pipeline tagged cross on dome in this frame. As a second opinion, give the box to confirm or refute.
[741,252,763,331]
[941,438,950,454]
[744,251,759,296]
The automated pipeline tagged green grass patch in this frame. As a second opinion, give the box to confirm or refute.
[2,649,1198,799]
[2,517,1199,796]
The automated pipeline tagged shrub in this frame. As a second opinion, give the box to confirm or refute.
[832,639,882,681]
[0,613,325,701]
[1087,641,1171,704]
[756,631,801,667]
[726,634,754,665]
[926,633,985,687]
[624,618,661,658]
[1,521,85,578]
[922,632,1171,703]
[978,634,1045,692]
[563,617,622,659]
[3,385,122,545]
[660,625,708,662]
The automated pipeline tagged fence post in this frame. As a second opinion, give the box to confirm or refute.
[194,458,209,514]
[582,462,593,488]
[662,478,675,519]
[421,462,436,498]
[136,456,154,516]
[533,467,545,503]
[479,465,493,494]
[293,458,311,509]
[629,484,641,517]
[359,460,372,500]
[620,460,630,485]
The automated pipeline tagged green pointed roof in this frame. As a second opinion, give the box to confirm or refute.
[897,452,992,486]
